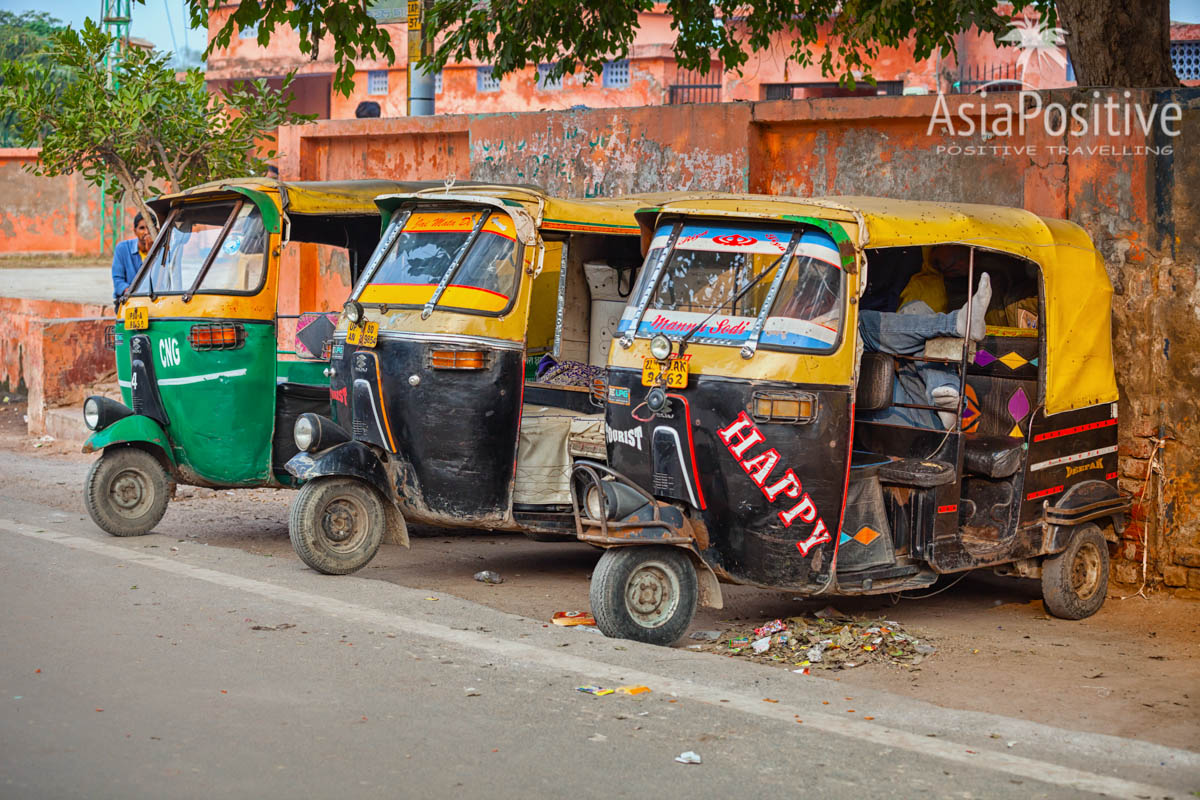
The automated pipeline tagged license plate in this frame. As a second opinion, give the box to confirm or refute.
[346,321,378,348]
[642,357,688,388]
[124,306,148,331]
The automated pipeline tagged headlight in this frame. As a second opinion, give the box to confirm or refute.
[584,485,605,520]
[83,397,100,430]
[344,300,364,326]
[294,415,315,452]
[649,333,672,361]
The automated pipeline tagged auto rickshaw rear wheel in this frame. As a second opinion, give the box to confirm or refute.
[84,447,171,537]
[589,546,697,646]
[1040,523,1110,620]
[289,477,385,575]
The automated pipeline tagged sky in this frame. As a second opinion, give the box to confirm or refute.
[2,0,1200,62]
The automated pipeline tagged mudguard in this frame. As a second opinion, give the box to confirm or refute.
[82,414,175,465]
[286,442,409,548]
[1045,479,1131,552]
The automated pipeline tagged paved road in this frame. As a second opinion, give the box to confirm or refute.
[1,496,1196,799]
[0,267,112,305]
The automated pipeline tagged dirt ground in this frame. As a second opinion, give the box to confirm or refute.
[2,398,1196,752]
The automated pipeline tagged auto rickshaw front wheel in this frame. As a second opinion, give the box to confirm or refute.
[289,477,385,575]
[84,447,171,537]
[589,546,697,646]
[1040,523,1110,620]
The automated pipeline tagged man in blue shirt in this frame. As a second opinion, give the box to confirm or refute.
[111,212,154,310]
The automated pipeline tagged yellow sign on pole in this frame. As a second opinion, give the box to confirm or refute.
[407,0,422,63]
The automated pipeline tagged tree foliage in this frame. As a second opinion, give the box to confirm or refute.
[0,20,314,234]
[194,0,1182,95]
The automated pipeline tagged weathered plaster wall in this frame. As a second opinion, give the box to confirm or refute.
[0,150,110,257]
[258,90,1200,594]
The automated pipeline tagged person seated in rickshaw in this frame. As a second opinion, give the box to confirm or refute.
[857,245,993,430]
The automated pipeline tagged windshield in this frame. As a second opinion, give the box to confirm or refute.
[357,209,521,314]
[619,222,843,351]
[131,202,267,296]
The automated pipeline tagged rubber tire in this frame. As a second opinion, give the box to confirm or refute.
[1041,523,1110,620]
[289,477,386,575]
[84,447,171,537]
[589,546,698,646]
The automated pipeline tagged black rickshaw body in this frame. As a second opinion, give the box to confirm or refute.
[573,196,1130,638]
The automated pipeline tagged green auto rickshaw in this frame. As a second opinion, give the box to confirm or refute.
[82,178,424,536]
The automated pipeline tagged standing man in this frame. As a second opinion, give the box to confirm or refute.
[111,212,153,311]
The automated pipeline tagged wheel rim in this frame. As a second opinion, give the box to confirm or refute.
[623,559,680,629]
[319,494,369,553]
[1070,541,1103,601]
[108,468,152,518]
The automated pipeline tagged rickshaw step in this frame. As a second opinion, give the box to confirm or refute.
[877,458,955,488]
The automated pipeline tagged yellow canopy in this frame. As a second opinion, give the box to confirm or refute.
[634,195,1117,416]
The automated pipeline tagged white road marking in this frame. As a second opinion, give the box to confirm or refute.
[1,518,1187,799]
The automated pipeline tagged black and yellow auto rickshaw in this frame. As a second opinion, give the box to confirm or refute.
[82,178,424,536]
[571,195,1131,645]
[285,186,652,573]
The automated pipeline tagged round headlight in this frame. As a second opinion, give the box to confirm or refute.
[294,415,316,452]
[584,485,605,520]
[83,397,100,430]
[344,300,364,326]
[649,333,672,361]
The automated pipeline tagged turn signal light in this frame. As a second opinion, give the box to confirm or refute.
[189,322,245,351]
[429,349,487,370]
[751,391,816,424]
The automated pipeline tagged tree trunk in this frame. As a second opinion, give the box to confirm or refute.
[1057,0,1181,87]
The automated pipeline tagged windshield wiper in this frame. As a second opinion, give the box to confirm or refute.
[675,230,800,359]
[421,210,491,319]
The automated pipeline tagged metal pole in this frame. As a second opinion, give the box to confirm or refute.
[406,0,435,116]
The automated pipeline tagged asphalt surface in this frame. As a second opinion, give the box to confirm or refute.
[1,494,1197,799]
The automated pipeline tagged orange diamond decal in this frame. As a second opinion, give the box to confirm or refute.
[853,526,881,546]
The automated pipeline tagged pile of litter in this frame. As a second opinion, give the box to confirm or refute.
[690,607,937,671]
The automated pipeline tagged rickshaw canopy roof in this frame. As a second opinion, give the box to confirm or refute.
[147,178,448,220]
[635,194,1117,416]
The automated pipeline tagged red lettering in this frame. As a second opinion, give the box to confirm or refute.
[778,493,817,527]
[762,469,801,502]
[795,519,831,556]
[741,448,779,486]
[330,386,348,405]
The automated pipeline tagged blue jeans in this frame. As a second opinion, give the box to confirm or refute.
[858,303,960,429]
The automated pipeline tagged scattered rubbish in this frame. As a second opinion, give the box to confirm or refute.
[615,686,650,695]
[762,698,779,703]
[588,733,607,742]
[688,630,721,642]
[250,623,296,631]
[675,751,702,765]
[754,619,786,637]
[465,688,481,697]
[577,685,614,696]
[694,613,937,671]
[553,611,596,626]
[473,570,504,585]
[424,597,439,601]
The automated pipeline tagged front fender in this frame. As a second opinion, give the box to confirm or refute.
[286,442,409,548]
[82,415,175,465]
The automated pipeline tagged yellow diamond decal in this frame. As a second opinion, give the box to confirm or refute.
[997,351,1029,370]
[853,526,881,546]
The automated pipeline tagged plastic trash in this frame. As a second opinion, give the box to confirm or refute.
[752,637,771,654]
[473,570,504,584]
[675,751,702,764]
[689,630,721,642]
[553,611,596,626]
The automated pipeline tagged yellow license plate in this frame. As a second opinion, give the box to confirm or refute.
[346,321,379,348]
[124,306,148,330]
[642,357,688,388]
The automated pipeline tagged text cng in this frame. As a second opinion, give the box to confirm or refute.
[717,411,832,557]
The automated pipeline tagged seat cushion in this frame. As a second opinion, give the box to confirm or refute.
[963,435,1024,478]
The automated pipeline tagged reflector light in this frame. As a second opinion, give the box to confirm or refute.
[429,349,487,369]
[189,322,245,351]
[751,391,816,424]
[103,324,117,351]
